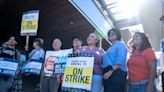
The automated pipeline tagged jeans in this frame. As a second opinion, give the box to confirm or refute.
[0,76,13,92]
[40,76,59,92]
[162,72,164,91]
[22,75,40,92]
[128,81,157,92]
[103,69,127,92]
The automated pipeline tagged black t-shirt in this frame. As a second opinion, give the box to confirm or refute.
[0,47,17,59]
[0,47,17,80]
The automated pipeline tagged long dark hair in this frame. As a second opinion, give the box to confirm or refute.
[132,32,151,52]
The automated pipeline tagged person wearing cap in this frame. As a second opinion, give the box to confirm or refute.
[22,38,45,92]
[24,38,45,61]
[57,36,83,92]
[72,36,83,53]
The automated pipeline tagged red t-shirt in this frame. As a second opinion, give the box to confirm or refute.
[127,48,157,82]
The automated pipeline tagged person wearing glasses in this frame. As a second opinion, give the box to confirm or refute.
[103,29,128,92]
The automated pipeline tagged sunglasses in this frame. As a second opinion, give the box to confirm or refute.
[109,32,116,36]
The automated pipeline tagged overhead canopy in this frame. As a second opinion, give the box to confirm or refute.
[0,0,109,50]
[95,0,141,29]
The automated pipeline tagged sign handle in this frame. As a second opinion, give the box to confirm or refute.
[25,36,30,50]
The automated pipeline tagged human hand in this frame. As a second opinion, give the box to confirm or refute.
[25,46,29,51]
[103,70,113,80]
[146,84,153,92]
[57,74,61,83]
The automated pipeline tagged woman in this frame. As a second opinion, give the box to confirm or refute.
[79,33,105,92]
[22,38,45,92]
[103,29,128,92]
[127,32,157,92]
[40,38,62,92]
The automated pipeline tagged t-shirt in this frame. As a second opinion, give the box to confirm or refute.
[79,46,105,75]
[127,48,157,82]
[28,48,45,62]
[103,41,128,72]
[0,47,17,59]
[0,47,17,79]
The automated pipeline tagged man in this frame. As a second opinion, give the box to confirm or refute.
[0,36,18,92]
[0,36,18,59]
[72,36,83,53]
[40,38,62,92]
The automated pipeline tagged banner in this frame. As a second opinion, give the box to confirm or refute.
[21,10,39,36]
[44,49,72,77]
[62,53,94,92]
[0,58,18,77]
[22,60,42,75]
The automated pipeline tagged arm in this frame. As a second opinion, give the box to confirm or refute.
[103,44,127,80]
[113,44,127,71]
[103,64,120,80]
[40,51,46,80]
[39,50,45,61]
[17,51,21,60]
[147,61,156,92]
[40,63,45,88]
[113,64,120,71]
[142,48,157,92]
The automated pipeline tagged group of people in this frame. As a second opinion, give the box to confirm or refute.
[0,28,157,92]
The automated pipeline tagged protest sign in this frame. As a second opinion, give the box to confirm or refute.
[0,58,18,77]
[62,53,94,92]
[22,60,42,75]
[44,49,72,77]
[21,10,39,36]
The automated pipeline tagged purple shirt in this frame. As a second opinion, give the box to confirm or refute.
[79,46,105,75]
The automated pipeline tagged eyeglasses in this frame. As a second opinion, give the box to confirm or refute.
[109,32,116,36]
